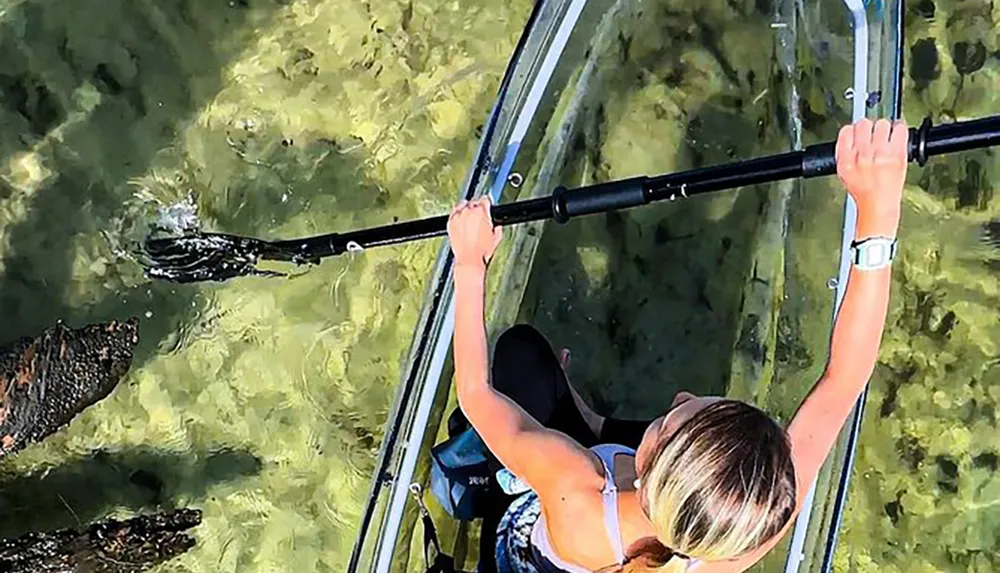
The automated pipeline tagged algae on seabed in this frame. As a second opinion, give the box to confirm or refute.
[0,0,531,571]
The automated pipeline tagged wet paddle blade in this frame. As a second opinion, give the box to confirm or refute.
[140,232,286,283]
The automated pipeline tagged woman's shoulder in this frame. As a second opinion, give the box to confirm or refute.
[535,445,633,504]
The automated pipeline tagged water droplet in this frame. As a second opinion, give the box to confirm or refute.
[145,310,153,318]
[827,277,839,289]
[844,87,854,100]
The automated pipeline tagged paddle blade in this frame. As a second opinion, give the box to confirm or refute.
[140,232,285,283]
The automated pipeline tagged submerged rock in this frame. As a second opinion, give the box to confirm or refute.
[0,319,139,455]
[0,319,203,570]
[952,40,987,75]
[0,508,202,573]
[910,38,941,90]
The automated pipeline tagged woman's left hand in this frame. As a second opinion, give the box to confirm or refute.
[447,196,503,270]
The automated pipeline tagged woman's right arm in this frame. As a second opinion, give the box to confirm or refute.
[693,118,908,573]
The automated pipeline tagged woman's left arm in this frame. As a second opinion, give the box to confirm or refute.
[690,118,907,573]
[449,199,602,496]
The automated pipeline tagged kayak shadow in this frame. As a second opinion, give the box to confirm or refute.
[0,446,262,539]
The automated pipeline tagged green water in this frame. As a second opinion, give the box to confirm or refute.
[0,0,528,570]
[831,2,1000,570]
[0,0,996,572]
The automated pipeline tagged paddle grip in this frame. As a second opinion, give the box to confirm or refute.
[798,132,923,180]
[550,177,647,223]
[800,115,1000,180]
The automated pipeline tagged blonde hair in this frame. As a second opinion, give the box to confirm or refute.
[617,400,797,572]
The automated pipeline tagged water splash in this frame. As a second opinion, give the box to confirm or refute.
[150,194,202,238]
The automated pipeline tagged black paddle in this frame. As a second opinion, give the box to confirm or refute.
[141,115,1000,284]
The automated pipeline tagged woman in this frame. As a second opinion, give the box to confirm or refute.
[446,118,907,572]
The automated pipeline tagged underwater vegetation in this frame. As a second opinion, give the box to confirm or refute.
[829,0,1000,571]
[0,0,994,572]
[0,0,528,571]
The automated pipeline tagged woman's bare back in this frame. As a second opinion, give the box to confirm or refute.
[538,451,641,571]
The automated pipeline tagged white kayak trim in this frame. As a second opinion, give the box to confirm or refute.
[487,0,589,204]
[782,0,869,571]
[370,2,589,571]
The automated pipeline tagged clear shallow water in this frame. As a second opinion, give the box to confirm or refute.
[829,2,1000,569]
[0,0,529,571]
[0,0,996,573]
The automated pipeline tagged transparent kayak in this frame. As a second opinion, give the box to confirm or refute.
[347,0,904,571]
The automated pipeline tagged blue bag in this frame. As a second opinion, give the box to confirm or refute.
[429,410,492,521]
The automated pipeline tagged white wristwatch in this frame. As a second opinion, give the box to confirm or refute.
[851,236,897,270]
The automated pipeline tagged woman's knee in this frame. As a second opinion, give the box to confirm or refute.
[491,324,561,398]
[495,324,550,357]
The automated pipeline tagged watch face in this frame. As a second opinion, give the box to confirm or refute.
[854,238,896,268]
[863,241,890,264]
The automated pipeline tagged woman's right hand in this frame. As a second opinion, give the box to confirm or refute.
[447,196,503,271]
[835,118,908,235]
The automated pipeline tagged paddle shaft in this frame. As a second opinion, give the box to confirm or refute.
[271,115,1000,260]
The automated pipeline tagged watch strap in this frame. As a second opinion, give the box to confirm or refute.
[851,236,897,270]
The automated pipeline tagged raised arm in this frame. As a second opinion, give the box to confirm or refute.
[695,118,908,573]
[447,199,603,496]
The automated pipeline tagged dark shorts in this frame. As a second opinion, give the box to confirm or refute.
[478,324,651,573]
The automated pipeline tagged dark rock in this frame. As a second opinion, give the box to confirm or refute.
[0,508,202,572]
[935,455,959,493]
[0,318,139,456]
[957,158,990,210]
[884,498,903,526]
[972,452,998,471]
[914,0,935,19]
[897,435,926,470]
[129,469,165,502]
[953,41,987,75]
[910,38,940,90]
[0,74,62,136]
[92,64,124,95]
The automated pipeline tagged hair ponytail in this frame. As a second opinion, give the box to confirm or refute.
[597,538,689,573]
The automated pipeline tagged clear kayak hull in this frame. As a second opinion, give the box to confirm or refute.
[348,0,904,571]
